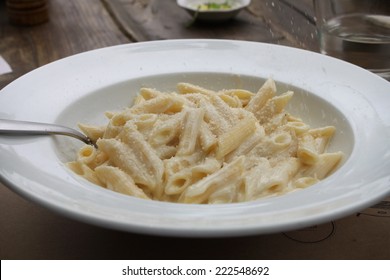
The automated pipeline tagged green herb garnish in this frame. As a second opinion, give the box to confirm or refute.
[197,1,232,11]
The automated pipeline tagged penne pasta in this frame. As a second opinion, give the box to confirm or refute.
[221,89,254,106]
[245,78,276,113]
[286,121,310,135]
[302,152,343,179]
[199,97,230,136]
[95,166,150,199]
[131,94,184,114]
[139,87,164,100]
[67,161,103,187]
[243,157,300,201]
[69,79,344,204]
[309,126,336,153]
[148,111,184,147]
[297,133,319,165]
[177,107,205,156]
[179,156,244,204]
[216,115,256,160]
[177,82,216,96]
[292,176,320,189]
[96,137,161,197]
[210,95,238,127]
[78,123,106,142]
[218,93,242,108]
[225,123,265,162]
[199,121,217,153]
[254,91,294,124]
[118,123,164,195]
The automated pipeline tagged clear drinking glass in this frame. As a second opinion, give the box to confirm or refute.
[314,0,390,81]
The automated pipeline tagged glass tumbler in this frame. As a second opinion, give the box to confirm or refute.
[314,0,390,80]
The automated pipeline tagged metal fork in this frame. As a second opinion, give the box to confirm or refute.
[0,119,95,146]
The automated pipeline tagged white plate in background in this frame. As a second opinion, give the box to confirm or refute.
[177,0,251,21]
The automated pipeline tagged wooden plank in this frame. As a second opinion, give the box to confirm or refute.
[250,0,319,51]
[101,0,319,50]
[0,0,131,89]
[102,0,292,45]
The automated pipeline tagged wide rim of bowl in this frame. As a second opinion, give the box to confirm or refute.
[1,39,390,237]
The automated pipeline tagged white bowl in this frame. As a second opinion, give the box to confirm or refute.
[177,0,251,21]
[1,39,390,237]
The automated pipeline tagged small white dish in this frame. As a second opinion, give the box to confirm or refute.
[1,39,390,237]
[177,0,251,21]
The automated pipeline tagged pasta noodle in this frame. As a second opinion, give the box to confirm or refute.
[68,78,344,204]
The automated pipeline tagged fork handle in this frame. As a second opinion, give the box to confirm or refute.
[0,119,92,145]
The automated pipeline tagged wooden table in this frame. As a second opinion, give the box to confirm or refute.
[1,0,389,260]
[0,0,318,89]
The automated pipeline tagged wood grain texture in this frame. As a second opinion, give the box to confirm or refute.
[102,0,319,50]
[251,0,318,51]
[1,0,319,89]
[103,0,290,43]
[0,0,131,89]
[1,0,389,261]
